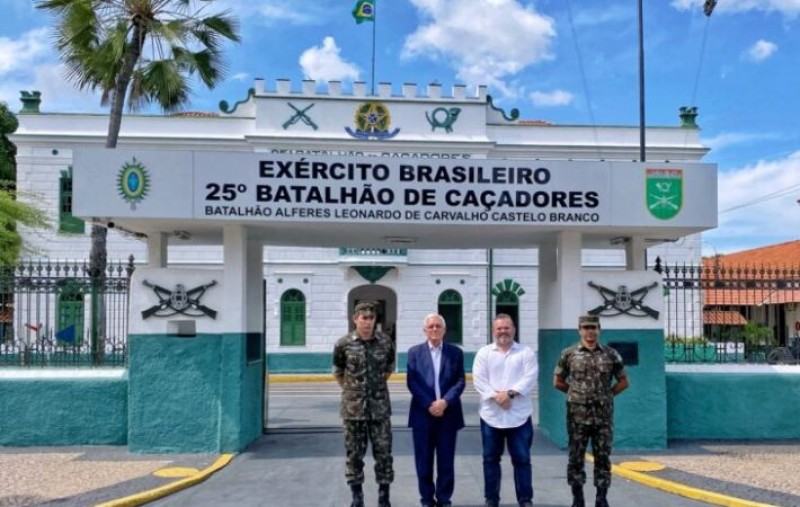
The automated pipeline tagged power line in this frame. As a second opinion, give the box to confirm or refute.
[720,182,800,214]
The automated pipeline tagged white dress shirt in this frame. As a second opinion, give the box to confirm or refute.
[472,341,538,428]
[428,342,442,399]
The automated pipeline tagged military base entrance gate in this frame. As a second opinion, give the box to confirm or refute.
[73,147,716,453]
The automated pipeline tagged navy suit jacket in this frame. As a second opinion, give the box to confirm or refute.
[407,341,466,431]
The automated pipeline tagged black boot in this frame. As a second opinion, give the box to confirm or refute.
[595,486,609,507]
[571,484,585,507]
[378,484,391,507]
[350,484,364,507]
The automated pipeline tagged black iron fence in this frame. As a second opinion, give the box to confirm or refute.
[655,257,800,364]
[2,254,798,367]
[0,257,135,367]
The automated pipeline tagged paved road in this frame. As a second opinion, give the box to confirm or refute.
[147,381,712,507]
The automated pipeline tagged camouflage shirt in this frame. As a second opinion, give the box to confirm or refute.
[332,330,395,421]
[554,343,626,425]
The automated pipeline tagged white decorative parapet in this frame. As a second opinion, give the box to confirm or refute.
[249,79,487,101]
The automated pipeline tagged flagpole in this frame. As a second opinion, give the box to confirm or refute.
[371,2,376,95]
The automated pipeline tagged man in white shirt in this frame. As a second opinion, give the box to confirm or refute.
[472,314,538,507]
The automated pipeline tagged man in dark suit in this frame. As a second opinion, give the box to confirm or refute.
[407,313,466,507]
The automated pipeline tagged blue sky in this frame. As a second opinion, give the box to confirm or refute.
[1,0,799,255]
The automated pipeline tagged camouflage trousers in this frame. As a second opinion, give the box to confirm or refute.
[566,417,613,488]
[343,418,394,485]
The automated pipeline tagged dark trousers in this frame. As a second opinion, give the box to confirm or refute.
[412,419,459,504]
[480,417,534,504]
[344,419,394,485]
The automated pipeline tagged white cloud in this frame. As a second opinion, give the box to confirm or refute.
[0,28,50,75]
[705,151,800,253]
[0,62,103,113]
[702,131,781,151]
[571,5,634,27]
[402,0,556,95]
[217,0,329,25]
[231,72,250,81]
[529,90,574,107]
[299,37,360,82]
[743,40,778,62]
[671,0,800,18]
[0,28,103,113]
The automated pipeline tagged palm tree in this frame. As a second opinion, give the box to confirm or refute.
[36,0,240,276]
[37,0,239,363]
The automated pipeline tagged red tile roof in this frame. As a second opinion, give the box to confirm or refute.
[703,310,747,326]
[704,288,800,306]
[169,111,219,118]
[703,240,800,268]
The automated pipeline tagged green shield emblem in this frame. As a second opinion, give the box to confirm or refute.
[646,168,683,220]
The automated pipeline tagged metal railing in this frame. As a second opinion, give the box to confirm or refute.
[655,257,800,364]
[0,256,135,367]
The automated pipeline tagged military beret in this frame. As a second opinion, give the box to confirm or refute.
[578,314,600,327]
[354,301,376,314]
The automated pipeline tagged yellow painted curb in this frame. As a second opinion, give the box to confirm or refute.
[587,454,779,507]
[268,373,473,383]
[152,467,201,478]
[617,461,666,472]
[93,454,235,507]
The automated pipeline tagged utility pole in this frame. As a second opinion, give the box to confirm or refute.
[637,0,646,162]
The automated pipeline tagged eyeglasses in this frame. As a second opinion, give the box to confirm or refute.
[580,325,599,330]
[426,324,443,329]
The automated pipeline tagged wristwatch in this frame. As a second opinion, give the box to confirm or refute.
[508,390,517,399]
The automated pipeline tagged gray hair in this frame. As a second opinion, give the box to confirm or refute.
[423,313,446,329]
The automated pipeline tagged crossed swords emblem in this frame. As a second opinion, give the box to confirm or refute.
[587,281,659,319]
[141,280,218,319]
[282,102,318,130]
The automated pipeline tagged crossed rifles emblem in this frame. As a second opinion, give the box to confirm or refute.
[282,102,318,130]
[587,281,659,319]
[141,280,218,319]
[649,181,679,212]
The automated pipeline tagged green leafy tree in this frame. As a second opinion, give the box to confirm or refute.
[0,102,47,265]
[0,102,18,186]
[0,189,48,265]
[36,0,240,276]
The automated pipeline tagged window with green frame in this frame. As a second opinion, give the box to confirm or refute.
[59,167,85,234]
[56,280,85,345]
[438,289,463,345]
[280,289,306,346]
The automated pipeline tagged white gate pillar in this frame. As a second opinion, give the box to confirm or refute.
[127,226,264,453]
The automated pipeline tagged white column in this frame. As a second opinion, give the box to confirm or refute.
[538,231,583,329]
[625,236,647,271]
[146,232,168,268]
[223,225,264,332]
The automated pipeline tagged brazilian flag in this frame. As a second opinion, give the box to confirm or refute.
[352,0,375,23]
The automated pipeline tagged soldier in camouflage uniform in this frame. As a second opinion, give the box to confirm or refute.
[553,315,629,507]
[333,301,396,507]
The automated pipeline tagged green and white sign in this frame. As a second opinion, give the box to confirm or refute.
[646,168,683,220]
